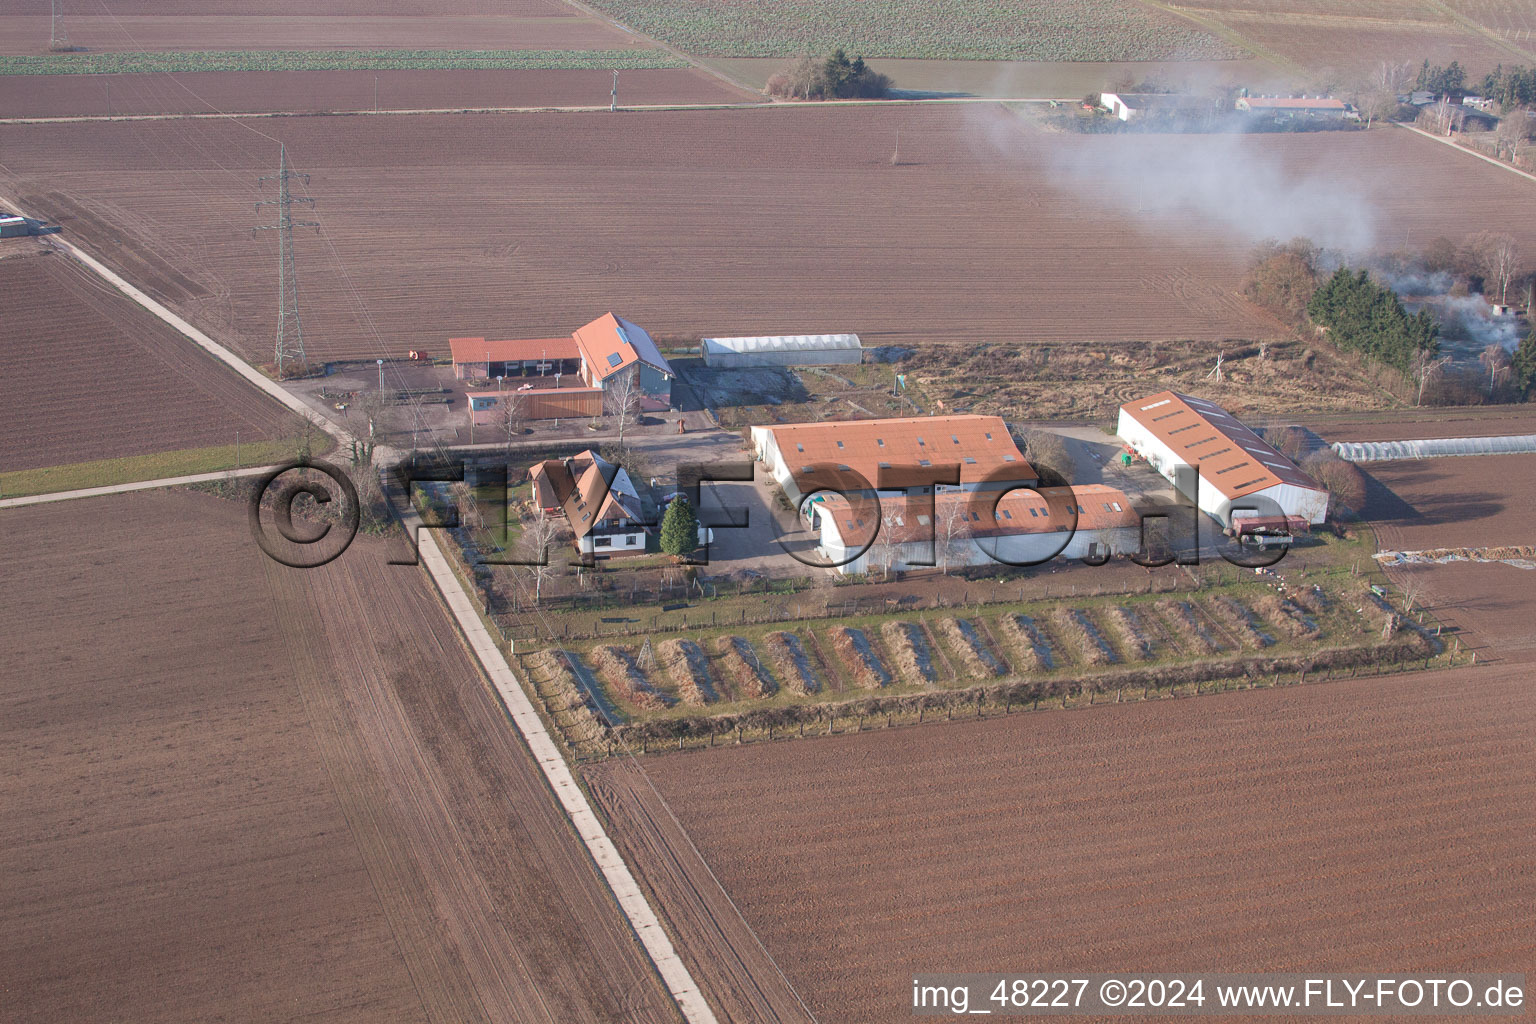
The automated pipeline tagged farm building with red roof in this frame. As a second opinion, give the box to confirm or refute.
[1117,390,1328,525]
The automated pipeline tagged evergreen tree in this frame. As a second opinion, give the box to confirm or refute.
[1513,329,1536,398]
[658,496,700,557]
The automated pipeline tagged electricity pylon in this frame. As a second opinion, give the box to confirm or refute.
[49,0,70,51]
[254,144,318,376]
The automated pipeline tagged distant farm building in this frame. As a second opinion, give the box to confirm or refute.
[813,484,1141,575]
[528,449,648,556]
[450,312,674,410]
[0,212,29,238]
[750,414,1035,509]
[1117,391,1328,526]
[702,333,862,368]
[1236,95,1347,117]
[1099,92,1213,121]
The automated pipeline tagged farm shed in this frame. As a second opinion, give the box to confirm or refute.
[1099,92,1213,122]
[750,415,1036,509]
[448,336,579,381]
[701,333,862,367]
[1235,95,1347,117]
[1118,391,1328,526]
[0,213,29,238]
[812,484,1141,575]
[463,386,603,426]
[448,314,674,409]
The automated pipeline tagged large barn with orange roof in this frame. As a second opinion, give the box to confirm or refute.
[1117,391,1328,526]
[749,414,1036,507]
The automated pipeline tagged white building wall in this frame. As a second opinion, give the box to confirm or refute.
[818,518,1140,575]
[1117,408,1329,525]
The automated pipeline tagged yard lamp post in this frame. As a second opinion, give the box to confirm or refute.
[497,374,504,392]
[235,429,240,471]
[376,357,384,394]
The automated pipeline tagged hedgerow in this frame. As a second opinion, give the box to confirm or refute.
[0,49,690,75]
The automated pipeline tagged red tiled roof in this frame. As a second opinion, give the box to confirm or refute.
[761,415,1035,488]
[817,484,1139,547]
[448,336,578,364]
[1242,96,1345,110]
[1119,391,1323,501]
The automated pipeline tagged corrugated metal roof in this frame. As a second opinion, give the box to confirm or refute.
[763,414,1034,488]
[448,336,578,364]
[1120,391,1323,501]
[703,334,862,355]
[1241,96,1346,110]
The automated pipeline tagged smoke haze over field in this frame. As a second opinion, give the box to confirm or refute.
[1050,133,1380,253]
[964,108,1379,252]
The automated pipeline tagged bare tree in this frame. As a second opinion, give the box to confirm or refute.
[1480,343,1512,394]
[1465,230,1521,304]
[603,366,641,446]
[1360,60,1410,127]
[500,389,529,452]
[518,510,563,604]
[934,496,972,576]
[1419,98,1456,136]
[1495,109,1535,162]
[870,501,905,580]
[1411,349,1450,406]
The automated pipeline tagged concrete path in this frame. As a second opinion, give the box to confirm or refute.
[414,525,719,1024]
[0,465,277,510]
[0,198,722,1024]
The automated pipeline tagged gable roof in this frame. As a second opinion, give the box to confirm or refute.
[757,415,1035,489]
[528,449,642,538]
[1119,391,1323,501]
[572,313,674,383]
[817,484,1139,548]
[449,336,579,365]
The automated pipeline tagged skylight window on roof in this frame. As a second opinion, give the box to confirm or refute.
[1232,477,1269,491]
[1141,399,1172,411]
[796,443,804,452]
[1111,502,1122,512]
[878,462,892,469]
[1214,462,1252,475]
[917,437,925,446]
[984,432,992,440]
[836,440,844,448]
[951,435,959,444]
[1029,508,1038,517]
[877,438,885,447]
[918,459,931,467]
[801,466,814,473]
[1002,509,1013,519]
[917,515,930,526]
[964,457,977,464]
[606,352,622,367]
[1002,454,1016,462]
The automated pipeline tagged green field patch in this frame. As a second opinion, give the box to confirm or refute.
[580,0,1247,60]
[1,439,309,497]
[0,49,691,76]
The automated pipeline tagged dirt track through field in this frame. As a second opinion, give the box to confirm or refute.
[0,489,680,1024]
[639,667,1536,1024]
[10,108,1536,365]
[586,760,817,1024]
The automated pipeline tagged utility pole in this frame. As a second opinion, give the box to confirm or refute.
[254,144,318,377]
[49,0,69,51]
[611,70,619,112]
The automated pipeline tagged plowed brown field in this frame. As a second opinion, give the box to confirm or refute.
[639,667,1536,1024]
[1358,452,1536,664]
[0,67,758,118]
[0,489,679,1024]
[6,108,1536,365]
[0,244,290,471]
